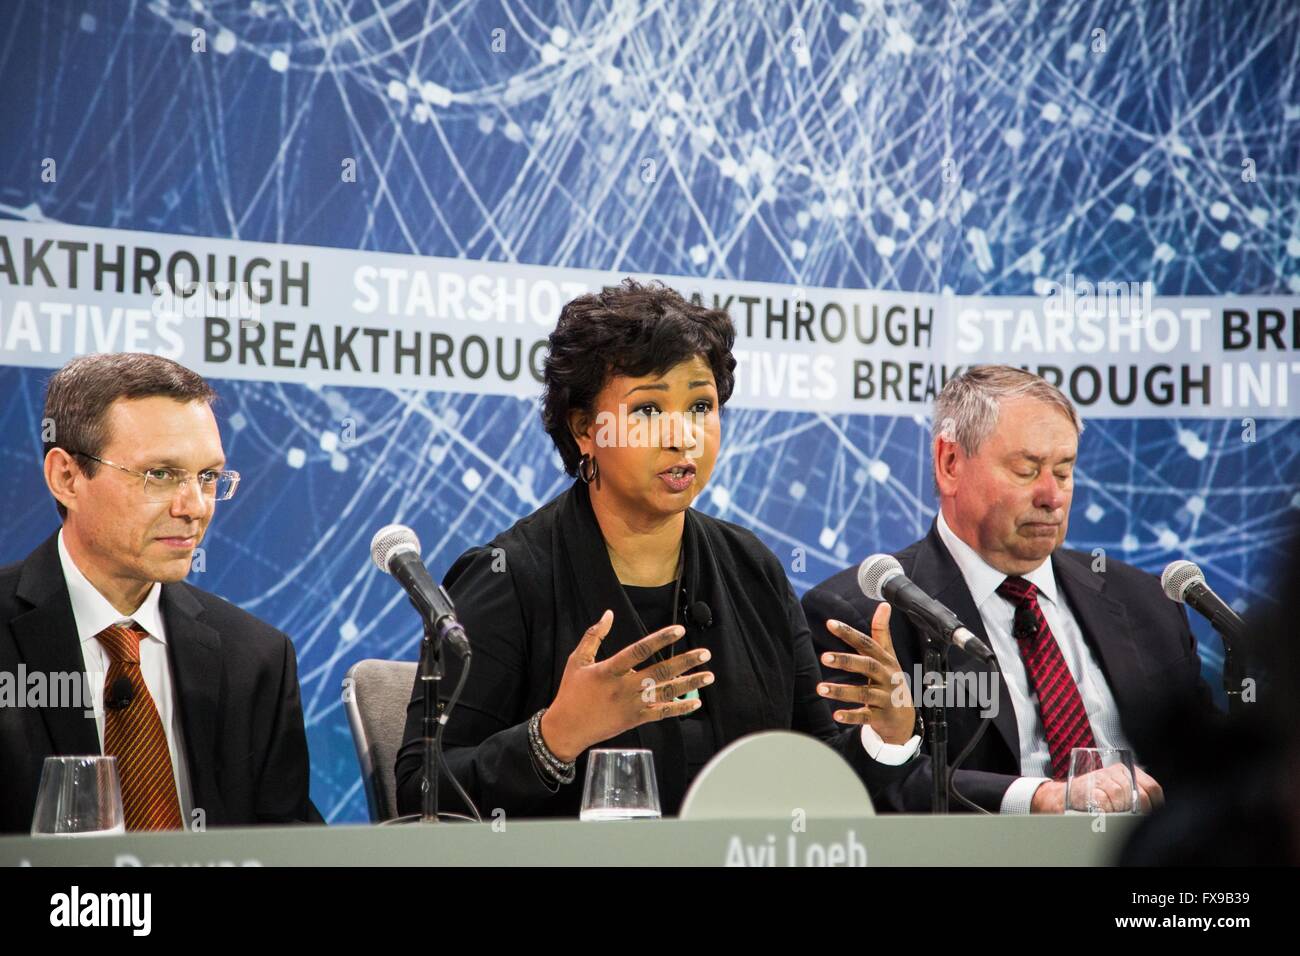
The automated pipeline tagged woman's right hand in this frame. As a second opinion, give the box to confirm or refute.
[539,610,714,762]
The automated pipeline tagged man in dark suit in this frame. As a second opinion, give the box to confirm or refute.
[0,353,320,833]
[804,365,1208,814]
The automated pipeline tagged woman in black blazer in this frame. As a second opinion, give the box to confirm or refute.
[395,280,918,818]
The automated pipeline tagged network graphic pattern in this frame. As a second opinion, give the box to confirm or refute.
[1,1,1297,821]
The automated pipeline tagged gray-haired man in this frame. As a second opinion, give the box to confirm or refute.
[803,365,1210,814]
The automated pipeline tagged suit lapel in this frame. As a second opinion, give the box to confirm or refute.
[160,582,224,818]
[1053,553,1145,717]
[11,533,101,757]
[910,524,1021,766]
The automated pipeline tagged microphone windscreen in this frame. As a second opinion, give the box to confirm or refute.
[688,601,712,628]
[858,554,904,602]
[370,524,420,574]
[1160,560,1204,603]
[1013,604,1038,641]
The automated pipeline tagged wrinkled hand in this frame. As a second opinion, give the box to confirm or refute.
[1031,764,1165,814]
[816,603,917,745]
[540,610,714,762]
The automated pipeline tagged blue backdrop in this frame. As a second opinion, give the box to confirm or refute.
[2,0,1298,821]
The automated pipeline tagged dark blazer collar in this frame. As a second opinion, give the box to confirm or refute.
[556,479,644,655]
[15,531,71,608]
[11,530,227,814]
[914,519,1150,768]
[1051,551,1145,720]
[911,521,1021,764]
[11,532,101,756]
[158,580,224,820]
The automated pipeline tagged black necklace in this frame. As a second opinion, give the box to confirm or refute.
[622,545,687,673]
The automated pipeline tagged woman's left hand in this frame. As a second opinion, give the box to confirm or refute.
[816,603,917,744]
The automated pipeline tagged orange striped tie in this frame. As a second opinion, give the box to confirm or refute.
[96,622,183,831]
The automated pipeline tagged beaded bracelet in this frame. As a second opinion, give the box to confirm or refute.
[528,708,576,785]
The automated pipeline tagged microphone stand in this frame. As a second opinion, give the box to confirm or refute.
[418,613,444,825]
[1221,638,1246,717]
[1183,581,1249,716]
[921,634,949,814]
[386,605,475,827]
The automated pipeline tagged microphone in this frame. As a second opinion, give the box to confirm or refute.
[370,525,470,657]
[105,676,134,711]
[1161,560,1246,642]
[858,554,996,663]
[1011,604,1038,642]
[685,600,712,629]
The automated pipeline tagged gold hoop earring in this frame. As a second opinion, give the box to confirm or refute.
[577,453,599,484]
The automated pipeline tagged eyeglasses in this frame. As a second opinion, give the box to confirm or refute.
[68,451,241,502]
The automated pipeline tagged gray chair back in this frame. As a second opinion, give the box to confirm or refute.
[344,659,417,822]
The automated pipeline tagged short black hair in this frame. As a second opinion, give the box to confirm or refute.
[542,279,736,475]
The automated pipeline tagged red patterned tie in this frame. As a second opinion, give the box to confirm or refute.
[996,577,1097,780]
[96,622,183,831]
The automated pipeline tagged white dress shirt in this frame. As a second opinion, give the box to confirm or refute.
[935,512,1133,813]
[57,530,194,825]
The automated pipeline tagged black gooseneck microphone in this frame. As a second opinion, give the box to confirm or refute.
[369,523,478,825]
[1162,559,1249,715]
[1161,560,1246,642]
[857,552,999,815]
[370,525,470,657]
[857,554,996,663]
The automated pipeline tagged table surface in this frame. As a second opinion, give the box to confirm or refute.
[0,813,1144,866]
